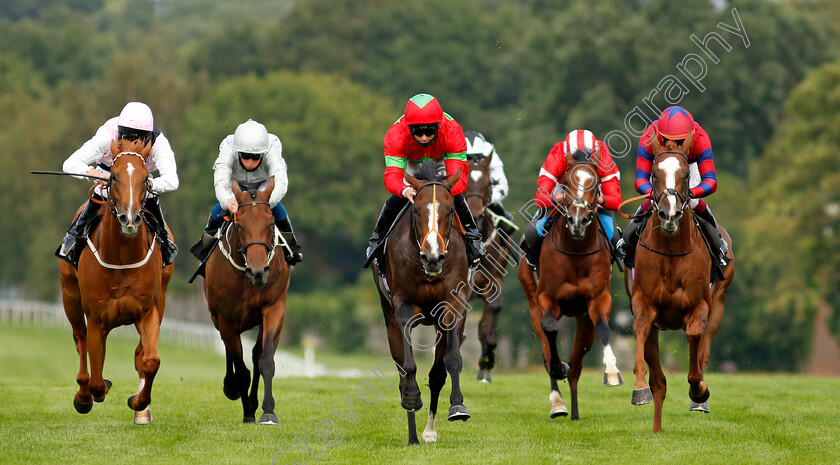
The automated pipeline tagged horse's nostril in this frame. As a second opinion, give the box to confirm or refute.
[118,214,128,223]
[263,266,271,276]
[133,216,142,225]
[437,254,445,263]
[658,211,668,221]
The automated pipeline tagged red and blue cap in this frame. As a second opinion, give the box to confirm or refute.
[656,106,694,140]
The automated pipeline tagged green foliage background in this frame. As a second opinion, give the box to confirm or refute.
[1,0,839,371]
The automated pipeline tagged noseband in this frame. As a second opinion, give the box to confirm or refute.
[559,161,599,224]
[650,151,691,214]
[412,181,452,254]
[93,151,156,218]
[220,200,281,281]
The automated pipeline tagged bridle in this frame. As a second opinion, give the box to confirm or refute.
[650,150,691,215]
[411,181,453,254]
[90,151,157,219]
[219,199,282,282]
[550,160,604,256]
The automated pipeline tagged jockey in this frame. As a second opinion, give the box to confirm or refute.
[463,130,518,241]
[520,129,623,270]
[56,101,178,267]
[618,105,727,280]
[363,93,485,268]
[191,119,302,265]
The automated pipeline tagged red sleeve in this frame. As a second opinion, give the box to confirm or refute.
[442,120,469,195]
[596,141,622,210]
[383,123,409,197]
[445,159,469,196]
[535,143,566,208]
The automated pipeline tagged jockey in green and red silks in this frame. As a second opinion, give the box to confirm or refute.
[364,93,485,268]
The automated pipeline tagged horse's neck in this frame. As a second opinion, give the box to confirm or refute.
[554,216,599,249]
[95,213,152,262]
[645,211,696,251]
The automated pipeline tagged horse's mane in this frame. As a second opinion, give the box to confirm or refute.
[114,138,147,154]
[413,160,447,182]
[570,149,592,162]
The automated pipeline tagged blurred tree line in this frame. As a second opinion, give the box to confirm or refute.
[0,0,838,371]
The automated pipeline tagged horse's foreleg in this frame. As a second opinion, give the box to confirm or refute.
[444,318,470,422]
[644,328,665,433]
[476,295,502,382]
[567,315,595,421]
[249,329,263,421]
[394,300,422,414]
[257,302,286,425]
[128,308,161,415]
[62,285,92,412]
[538,293,568,380]
[86,319,111,403]
[218,321,252,422]
[630,293,654,406]
[423,336,449,443]
[686,300,711,405]
[591,294,623,387]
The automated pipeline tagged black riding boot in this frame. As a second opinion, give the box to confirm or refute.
[617,206,649,269]
[364,195,410,268]
[454,194,486,267]
[276,216,303,265]
[190,213,224,261]
[144,196,178,266]
[56,197,102,267]
[520,220,544,271]
[694,206,728,281]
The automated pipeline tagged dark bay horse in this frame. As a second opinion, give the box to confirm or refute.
[517,154,623,421]
[371,162,471,445]
[464,156,514,383]
[59,139,174,425]
[203,177,290,424]
[625,142,735,433]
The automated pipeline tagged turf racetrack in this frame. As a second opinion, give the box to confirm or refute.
[1,323,839,464]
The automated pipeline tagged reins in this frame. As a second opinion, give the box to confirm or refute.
[218,200,284,284]
[413,181,452,254]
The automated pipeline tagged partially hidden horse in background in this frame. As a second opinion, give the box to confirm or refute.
[464,156,516,383]
[372,161,471,445]
[202,177,290,424]
[625,143,735,433]
[517,152,624,421]
[59,139,174,425]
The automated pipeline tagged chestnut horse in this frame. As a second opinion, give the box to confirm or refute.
[464,156,515,383]
[371,161,470,445]
[517,155,623,421]
[625,144,735,433]
[203,177,290,424]
[59,139,174,425]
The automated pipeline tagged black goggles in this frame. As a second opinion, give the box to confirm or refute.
[117,126,153,143]
[662,137,686,146]
[238,151,263,161]
[410,124,439,138]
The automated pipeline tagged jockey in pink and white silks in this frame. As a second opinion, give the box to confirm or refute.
[56,101,179,267]
[190,119,302,266]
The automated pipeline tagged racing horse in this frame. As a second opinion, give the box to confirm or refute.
[517,152,623,421]
[59,138,174,425]
[464,156,515,383]
[371,161,471,445]
[202,177,290,424]
[625,140,734,433]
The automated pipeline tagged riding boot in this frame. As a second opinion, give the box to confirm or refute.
[521,221,544,271]
[56,197,102,267]
[276,216,303,265]
[694,206,727,281]
[612,226,625,272]
[190,213,224,261]
[618,206,648,269]
[364,195,409,268]
[144,196,178,266]
[454,195,486,267]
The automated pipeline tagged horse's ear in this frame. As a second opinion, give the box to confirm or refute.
[480,154,492,168]
[110,140,119,160]
[650,132,662,155]
[682,129,694,154]
[405,173,422,190]
[262,176,275,200]
[231,180,243,197]
[140,139,152,159]
[445,168,462,190]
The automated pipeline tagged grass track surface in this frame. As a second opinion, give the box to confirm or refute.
[2,323,839,464]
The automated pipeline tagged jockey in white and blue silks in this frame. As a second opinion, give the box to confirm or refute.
[463,130,518,239]
[56,101,179,267]
[192,119,302,265]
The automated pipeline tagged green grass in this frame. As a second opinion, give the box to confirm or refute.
[2,322,839,464]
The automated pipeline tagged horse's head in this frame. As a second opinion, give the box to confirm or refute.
[108,139,152,236]
[405,164,462,277]
[231,177,277,286]
[649,134,692,234]
[559,151,600,239]
[465,156,492,218]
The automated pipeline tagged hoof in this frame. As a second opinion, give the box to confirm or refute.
[243,415,256,423]
[73,396,93,414]
[401,394,423,412]
[478,354,495,370]
[631,388,653,405]
[93,379,112,403]
[689,401,710,413]
[689,385,710,404]
[132,407,152,425]
[259,413,279,425]
[126,394,146,411]
[223,382,240,401]
[448,404,470,421]
[476,370,492,383]
[550,406,569,418]
[549,391,568,418]
[549,362,570,380]
[603,372,624,386]
[422,430,437,443]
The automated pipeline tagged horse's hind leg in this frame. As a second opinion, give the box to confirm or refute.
[644,328,666,433]
[476,296,502,383]
[422,336,449,443]
[127,308,161,418]
[591,294,623,387]
[257,301,286,425]
[567,314,595,421]
[61,269,92,413]
[686,300,711,406]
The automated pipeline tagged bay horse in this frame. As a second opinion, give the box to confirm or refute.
[202,177,290,424]
[464,156,514,383]
[371,161,471,445]
[59,139,174,425]
[625,142,735,433]
[517,153,623,421]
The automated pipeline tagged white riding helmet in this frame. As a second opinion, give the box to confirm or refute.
[464,130,493,159]
[117,102,154,131]
[233,119,270,154]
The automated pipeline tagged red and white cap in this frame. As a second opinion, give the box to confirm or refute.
[117,102,154,131]
[563,129,599,156]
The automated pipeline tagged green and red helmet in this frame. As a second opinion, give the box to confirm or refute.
[404,93,444,126]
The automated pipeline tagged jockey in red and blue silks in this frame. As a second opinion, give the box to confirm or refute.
[520,129,624,270]
[618,105,728,279]
[363,93,485,268]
